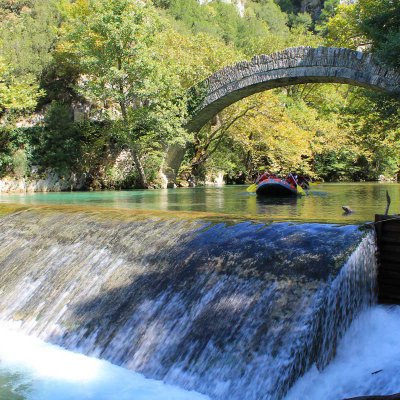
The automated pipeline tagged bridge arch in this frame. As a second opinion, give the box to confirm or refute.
[186,46,400,132]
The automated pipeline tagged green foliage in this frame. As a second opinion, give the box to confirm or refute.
[359,0,400,69]
[166,0,242,43]
[58,0,160,116]
[314,149,359,181]
[0,126,37,177]
[288,12,312,30]
[343,90,400,180]
[0,0,61,78]
[274,0,298,14]
[246,0,289,36]
[56,0,188,187]
[318,0,339,24]
[325,0,400,69]
[0,59,44,118]
[11,148,28,178]
[37,101,82,173]
[0,0,399,187]
[164,0,291,53]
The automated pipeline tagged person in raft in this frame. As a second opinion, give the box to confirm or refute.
[255,168,278,184]
[286,173,297,187]
[291,174,310,189]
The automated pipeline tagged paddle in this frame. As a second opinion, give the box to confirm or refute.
[289,173,306,196]
[297,184,306,196]
[246,183,258,193]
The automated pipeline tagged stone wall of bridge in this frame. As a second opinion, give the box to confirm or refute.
[186,46,400,132]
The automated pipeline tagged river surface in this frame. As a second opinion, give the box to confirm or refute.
[0,182,399,223]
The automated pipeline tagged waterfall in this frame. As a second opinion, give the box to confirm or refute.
[0,209,377,400]
[286,305,400,399]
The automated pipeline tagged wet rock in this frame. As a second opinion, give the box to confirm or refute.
[342,206,354,215]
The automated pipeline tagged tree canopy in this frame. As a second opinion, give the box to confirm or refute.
[0,0,399,187]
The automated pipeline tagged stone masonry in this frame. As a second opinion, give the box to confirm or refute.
[186,46,400,132]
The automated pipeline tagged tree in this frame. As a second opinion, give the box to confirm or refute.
[321,0,400,180]
[358,0,400,69]
[57,0,184,188]
[325,0,400,69]
[0,58,43,118]
[0,0,62,79]
[341,90,400,180]
[0,58,43,178]
[185,89,322,182]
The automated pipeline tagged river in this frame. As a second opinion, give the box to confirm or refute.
[0,183,399,400]
[1,182,400,223]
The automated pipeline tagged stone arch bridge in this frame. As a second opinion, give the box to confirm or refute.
[186,46,400,132]
[164,46,400,182]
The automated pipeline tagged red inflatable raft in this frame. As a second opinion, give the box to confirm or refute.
[255,178,298,197]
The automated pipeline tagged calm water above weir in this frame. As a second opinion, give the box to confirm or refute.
[1,182,399,223]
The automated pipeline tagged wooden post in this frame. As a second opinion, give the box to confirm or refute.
[385,190,391,215]
[375,214,400,304]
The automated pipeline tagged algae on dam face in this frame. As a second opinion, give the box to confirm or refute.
[0,205,29,217]
[0,209,377,400]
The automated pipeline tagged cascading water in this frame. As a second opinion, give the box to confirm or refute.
[0,209,377,400]
[286,305,400,399]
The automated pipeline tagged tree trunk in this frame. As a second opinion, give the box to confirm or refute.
[132,150,148,189]
[118,102,148,189]
[245,132,254,171]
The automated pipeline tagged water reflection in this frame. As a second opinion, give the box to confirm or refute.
[255,195,298,217]
[0,183,399,223]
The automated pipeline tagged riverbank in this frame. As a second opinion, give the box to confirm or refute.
[0,173,86,193]
[1,178,398,195]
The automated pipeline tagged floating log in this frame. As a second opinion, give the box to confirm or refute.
[342,205,354,214]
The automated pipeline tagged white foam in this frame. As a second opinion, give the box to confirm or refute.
[1,306,398,400]
[286,305,400,399]
[0,322,209,400]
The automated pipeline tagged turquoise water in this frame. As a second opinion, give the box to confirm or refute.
[0,322,209,400]
[1,182,399,223]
